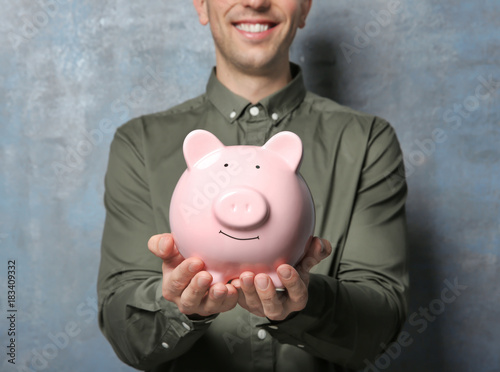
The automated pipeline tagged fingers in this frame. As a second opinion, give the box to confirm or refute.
[162,257,204,301]
[204,283,239,314]
[152,234,332,319]
[164,260,238,316]
[236,272,265,317]
[148,233,181,261]
[253,274,287,320]
[236,272,291,320]
[277,265,308,310]
[150,233,239,316]
[296,237,332,278]
[177,271,213,314]
[178,277,239,316]
[235,266,311,320]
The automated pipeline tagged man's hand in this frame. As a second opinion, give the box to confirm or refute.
[232,237,332,321]
[148,233,238,318]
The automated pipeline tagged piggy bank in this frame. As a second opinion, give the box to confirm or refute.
[169,129,315,289]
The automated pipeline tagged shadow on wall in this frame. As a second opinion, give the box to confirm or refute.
[398,206,446,371]
[296,36,342,102]
[300,35,447,371]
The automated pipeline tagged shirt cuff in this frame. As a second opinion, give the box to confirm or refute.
[154,279,218,332]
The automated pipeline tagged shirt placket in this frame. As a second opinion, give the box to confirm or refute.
[250,313,275,372]
[233,103,277,372]
[238,103,274,146]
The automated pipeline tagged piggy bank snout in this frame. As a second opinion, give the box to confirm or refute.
[214,188,269,230]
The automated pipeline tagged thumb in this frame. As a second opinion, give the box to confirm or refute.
[296,237,332,277]
[148,233,180,261]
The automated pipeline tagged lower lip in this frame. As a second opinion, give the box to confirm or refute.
[234,25,277,41]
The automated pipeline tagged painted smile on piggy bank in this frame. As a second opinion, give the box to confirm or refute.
[169,129,315,289]
[219,230,260,241]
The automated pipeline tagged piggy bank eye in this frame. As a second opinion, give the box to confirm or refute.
[255,165,260,169]
[224,163,229,167]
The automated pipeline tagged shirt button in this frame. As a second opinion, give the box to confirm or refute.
[268,325,278,330]
[161,342,169,349]
[182,322,191,331]
[230,111,237,119]
[257,329,267,340]
[271,113,279,121]
[249,106,260,116]
[297,344,305,348]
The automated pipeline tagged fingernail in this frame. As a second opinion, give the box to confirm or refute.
[197,276,211,287]
[242,275,254,288]
[278,267,292,280]
[159,237,168,255]
[319,239,326,255]
[189,261,202,273]
[255,276,269,290]
[213,288,225,298]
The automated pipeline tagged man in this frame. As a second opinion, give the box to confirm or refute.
[97,0,409,371]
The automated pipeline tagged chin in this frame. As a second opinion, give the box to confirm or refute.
[234,54,283,75]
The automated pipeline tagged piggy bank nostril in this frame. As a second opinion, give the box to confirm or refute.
[214,188,269,229]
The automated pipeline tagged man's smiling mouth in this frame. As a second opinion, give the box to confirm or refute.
[219,230,260,241]
[235,23,271,33]
[234,22,277,33]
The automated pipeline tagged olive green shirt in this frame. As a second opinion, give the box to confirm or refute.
[97,64,408,372]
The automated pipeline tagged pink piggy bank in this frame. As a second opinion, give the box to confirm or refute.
[169,129,315,289]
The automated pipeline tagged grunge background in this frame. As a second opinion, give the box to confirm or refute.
[0,1,498,371]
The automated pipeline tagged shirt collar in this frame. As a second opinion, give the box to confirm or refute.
[206,63,307,124]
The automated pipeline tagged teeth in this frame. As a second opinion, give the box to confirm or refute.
[236,23,270,33]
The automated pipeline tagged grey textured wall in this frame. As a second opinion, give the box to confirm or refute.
[0,1,498,371]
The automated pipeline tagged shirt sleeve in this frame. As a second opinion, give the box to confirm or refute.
[263,119,409,369]
[97,119,216,370]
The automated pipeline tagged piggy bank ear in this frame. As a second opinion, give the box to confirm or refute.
[263,131,303,172]
[183,130,224,169]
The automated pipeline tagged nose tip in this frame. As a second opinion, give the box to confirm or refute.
[242,0,271,10]
[214,188,269,230]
